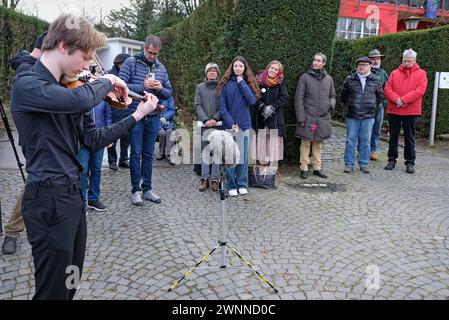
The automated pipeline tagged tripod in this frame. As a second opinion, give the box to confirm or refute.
[168,166,278,293]
[0,98,26,236]
[0,98,25,183]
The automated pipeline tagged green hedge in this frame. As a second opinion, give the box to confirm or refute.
[159,0,340,163]
[0,6,48,102]
[331,25,449,137]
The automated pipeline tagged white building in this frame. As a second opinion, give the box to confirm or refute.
[97,37,145,71]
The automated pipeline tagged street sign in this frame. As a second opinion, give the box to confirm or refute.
[439,72,449,89]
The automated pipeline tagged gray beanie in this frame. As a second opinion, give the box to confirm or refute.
[205,62,219,76]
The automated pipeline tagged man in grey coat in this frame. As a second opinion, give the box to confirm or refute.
[295,53,336,179]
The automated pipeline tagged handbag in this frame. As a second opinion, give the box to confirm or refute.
[248,165,277,189]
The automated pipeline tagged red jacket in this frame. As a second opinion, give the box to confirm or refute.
[384,63,428,116]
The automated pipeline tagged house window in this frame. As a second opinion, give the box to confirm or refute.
[336,17,380,39]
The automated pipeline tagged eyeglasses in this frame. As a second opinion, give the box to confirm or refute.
[145,48,159,56]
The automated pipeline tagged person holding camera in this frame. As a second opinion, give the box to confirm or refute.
[251,60,288,167]
[119,35,173,206]
[295,53,336,179]
[218,56,259,197]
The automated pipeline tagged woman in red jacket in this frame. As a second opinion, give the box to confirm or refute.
[384,49,427,174]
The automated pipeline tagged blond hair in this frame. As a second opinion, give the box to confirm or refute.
[41,14,107,54]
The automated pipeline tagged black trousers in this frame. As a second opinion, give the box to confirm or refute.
[107,133,130,165]
[387,114,417,166]
[22,183,86,300]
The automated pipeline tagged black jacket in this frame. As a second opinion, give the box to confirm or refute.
[10,59,136,186]
[10,50,37,73]
[341,71,384,119]
[251,81,288,138]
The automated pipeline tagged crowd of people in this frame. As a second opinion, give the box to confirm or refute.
[1,14,428,299]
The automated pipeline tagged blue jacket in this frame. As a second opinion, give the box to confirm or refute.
[219,76,257,130]
[119,52,172,115]
[159,96,176,130]
[91,101,112,129]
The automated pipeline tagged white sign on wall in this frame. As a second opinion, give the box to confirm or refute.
[439,72,449,89]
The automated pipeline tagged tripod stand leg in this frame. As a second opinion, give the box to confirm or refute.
[168,244,220,292]
[227,244,279,294]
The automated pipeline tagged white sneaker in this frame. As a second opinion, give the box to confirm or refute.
[238,188,248,195]
[142,190,161,204]
[228,189,238,197]
[131,191,143,206]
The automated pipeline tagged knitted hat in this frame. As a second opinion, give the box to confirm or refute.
[205,62,219,76]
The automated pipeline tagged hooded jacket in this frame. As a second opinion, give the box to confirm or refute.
[384,63,428,116]
[10,50,37,74]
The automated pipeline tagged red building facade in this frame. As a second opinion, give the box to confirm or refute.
[337,0,449,39]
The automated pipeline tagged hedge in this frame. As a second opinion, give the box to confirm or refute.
[0,6,48,102]
[331,25,449,137]
[159,0,341,163]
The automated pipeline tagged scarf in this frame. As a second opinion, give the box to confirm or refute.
[259,70,284,88]
[311,68,325,81]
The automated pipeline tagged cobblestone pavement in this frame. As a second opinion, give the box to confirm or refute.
[1,126,449,300]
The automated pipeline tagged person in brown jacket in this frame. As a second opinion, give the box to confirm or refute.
[294,53,336,179]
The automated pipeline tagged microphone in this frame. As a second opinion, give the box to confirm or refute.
[206,130,240,168]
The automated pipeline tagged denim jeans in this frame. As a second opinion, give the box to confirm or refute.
[107,133,129,165]
[344,117,375,167]
[77,146,105,201]
[129,116,159,193]
[225,130,249,190]
[370,105,384,152]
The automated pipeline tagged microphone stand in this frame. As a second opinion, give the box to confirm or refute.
[168,127,278,294]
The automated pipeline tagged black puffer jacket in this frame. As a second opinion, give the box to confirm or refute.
[341,71,384,119]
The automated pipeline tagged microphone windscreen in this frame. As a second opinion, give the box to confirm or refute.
[207,130,240,167]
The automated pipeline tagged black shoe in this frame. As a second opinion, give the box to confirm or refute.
[384,161,396,170]
[299,170,308,179]
[119,161,130,168]
[406,164,415,174]
[87,200,107,212]
[2,236,17,255]
[109,163,118,171]
[156,155,165,161]
[313,170,327,179]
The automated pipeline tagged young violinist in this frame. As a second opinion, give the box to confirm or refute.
[10,14,159,300]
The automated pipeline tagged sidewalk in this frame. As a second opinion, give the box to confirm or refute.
[1,126,449,300]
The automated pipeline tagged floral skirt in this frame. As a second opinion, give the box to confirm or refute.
[250,128,284,163]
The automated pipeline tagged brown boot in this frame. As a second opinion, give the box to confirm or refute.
[199,179,209,191]
[210,179,219,192]
[370,152,378,161]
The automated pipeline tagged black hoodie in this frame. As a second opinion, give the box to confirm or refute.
[10,50,37,74]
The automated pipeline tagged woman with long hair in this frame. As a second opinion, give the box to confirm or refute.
[217,56,260,197]
[251,60,288,167]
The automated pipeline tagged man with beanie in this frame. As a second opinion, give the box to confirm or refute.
[2,31,47,255]
[107,53,131,171]
[384,49,427,174]
[195,62,221,191]
[368,49,389,161]
[341,56,384,174]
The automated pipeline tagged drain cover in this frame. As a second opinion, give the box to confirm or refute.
[285,181,346,192]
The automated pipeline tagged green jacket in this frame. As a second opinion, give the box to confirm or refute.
[372,67,389,109]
